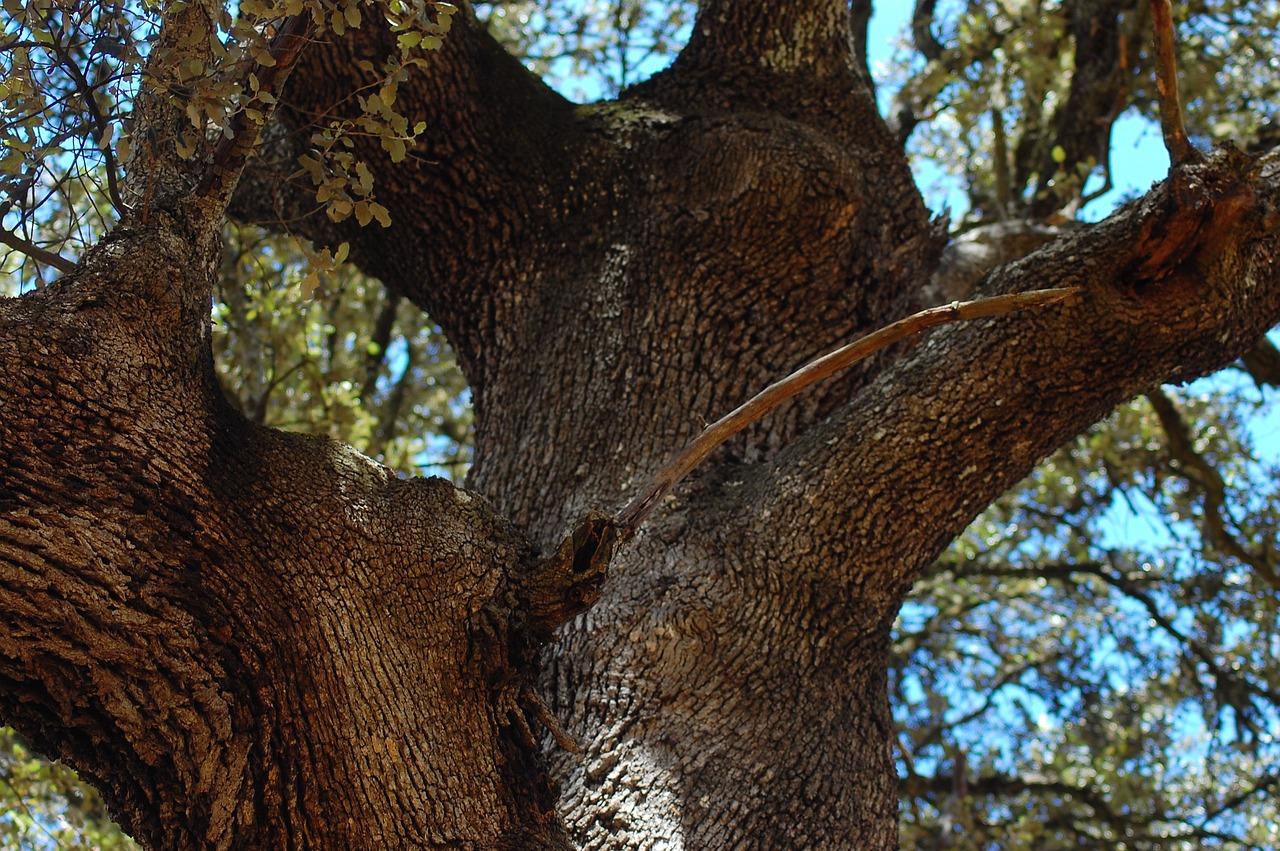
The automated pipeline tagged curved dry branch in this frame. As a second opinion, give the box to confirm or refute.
[752,149,1280,606]
[670,0,856,77]
[615,288,1077,536]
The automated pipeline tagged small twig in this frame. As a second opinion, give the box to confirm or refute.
[45,22,126,214]
[1146,389,1280,589]
[1149,0,1200,167]
[614,288,1079,535]
[0,225,76,274]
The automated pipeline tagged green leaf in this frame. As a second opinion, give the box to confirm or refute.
[356,162,374,195]
[382,136,407,163]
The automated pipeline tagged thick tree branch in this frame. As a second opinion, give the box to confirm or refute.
[666,0,857,80]
[0,223,571,847]
[241,1,937,531]
[751,149,1280,625]
[1240,335,1280,387]
[850,0,872,78]
[631,0,880,137]
[911,0,944,62]
[119,0,222,216]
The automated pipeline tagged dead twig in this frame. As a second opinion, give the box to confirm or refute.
[1149,0,1200,167]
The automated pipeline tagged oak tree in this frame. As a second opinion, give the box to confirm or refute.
[2,0,1280,847]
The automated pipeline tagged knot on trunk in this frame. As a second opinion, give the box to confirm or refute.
[519,511,619,642]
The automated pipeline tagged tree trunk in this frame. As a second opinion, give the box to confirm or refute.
[0,212,574,848]
[6,2,1280,849]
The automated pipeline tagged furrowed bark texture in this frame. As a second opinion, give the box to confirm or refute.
[228,4,1280,848]
[6,1,1280,849]
[0,212,571,847]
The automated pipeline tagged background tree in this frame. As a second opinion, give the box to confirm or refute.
[1,0,1279,848]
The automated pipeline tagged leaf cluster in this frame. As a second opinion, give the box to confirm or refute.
[0,728,138,850]
[212,224,472,476]
[0,0,456,277]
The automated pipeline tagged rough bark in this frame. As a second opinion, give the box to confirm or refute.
[0,209,575,847]
[6,1,1280,849]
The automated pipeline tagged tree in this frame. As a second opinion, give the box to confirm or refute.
[2,0,1280,847]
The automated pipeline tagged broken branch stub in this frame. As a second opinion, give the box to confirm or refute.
[521,511,619,640]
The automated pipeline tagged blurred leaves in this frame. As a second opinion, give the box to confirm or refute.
[0,728,138,850]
